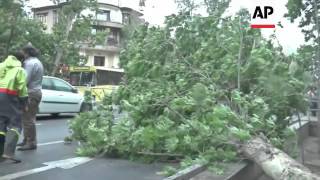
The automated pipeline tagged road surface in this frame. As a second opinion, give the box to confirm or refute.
[0,115,165,180]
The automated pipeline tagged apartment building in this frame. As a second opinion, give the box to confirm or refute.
[32,1,143,71]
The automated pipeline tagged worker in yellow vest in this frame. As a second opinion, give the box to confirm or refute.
[0,52,28,163]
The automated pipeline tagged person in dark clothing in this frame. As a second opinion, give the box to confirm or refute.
[0,52,28,163]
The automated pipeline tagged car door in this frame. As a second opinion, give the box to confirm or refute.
[51,78,82,112]
[39,77,61,114]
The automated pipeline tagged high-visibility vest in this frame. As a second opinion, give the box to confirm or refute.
[0,56,28,98]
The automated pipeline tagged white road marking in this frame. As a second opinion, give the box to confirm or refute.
[37,141,64,146]
[0,157,93,180]
[43,157,92,169]
[35,123,42,126]
[0,166,53,180]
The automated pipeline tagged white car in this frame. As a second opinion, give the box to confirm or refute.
[38,76,85,116]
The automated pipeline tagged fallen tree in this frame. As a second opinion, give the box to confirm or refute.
[69,1,310,177]
[242,136,320,180]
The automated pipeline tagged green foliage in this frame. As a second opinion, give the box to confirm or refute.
[50,0,98,75]
[0,0,23,58]
[0,0,54,65]
[70,4,307,176]
[286,0,319,42]
[0,1,96,73]
[70,103,113,156]
[84,90,93,103]
[157,166,178,177]
[286,0,320,82]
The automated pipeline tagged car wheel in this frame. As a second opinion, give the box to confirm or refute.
[51,113,59,118]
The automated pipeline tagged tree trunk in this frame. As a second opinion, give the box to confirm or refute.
[51,14,75,76]
[51,47,64,76]
[241,136,320,180]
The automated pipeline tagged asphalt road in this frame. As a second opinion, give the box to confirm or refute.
[0,115,165,180]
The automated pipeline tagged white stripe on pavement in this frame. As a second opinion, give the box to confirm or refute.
[0,166,53,180]
[38,141,64,146]
[0,157,93,180]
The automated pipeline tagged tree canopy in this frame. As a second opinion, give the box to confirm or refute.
[0,0,101,74]
[70,1,309,175]
[286,0,320,80]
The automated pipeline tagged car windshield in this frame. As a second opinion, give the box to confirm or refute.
[69,72,96,86]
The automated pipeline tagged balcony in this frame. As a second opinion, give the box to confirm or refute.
[106,37,119,46]
[92,20,124,29]
[78,40,121,53]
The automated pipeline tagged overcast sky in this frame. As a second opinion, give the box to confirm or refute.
[28,0,305,54]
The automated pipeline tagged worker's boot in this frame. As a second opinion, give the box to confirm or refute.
[0,133,5,157]
[17,143,37,151]
[17,126,37,151]
[2,129,21,163]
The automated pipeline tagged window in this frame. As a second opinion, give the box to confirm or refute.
[96,10,111,21]
[122,13,130,24]
[110,29,118,39]
[107,29,119,46]
[36,13,48,24]
[94,56,105,66]
[53,10,58,24]
[96,70,123,85]
[52,79,73,92]
[91,28,97,35]
[70,72,96,86]
[42,78,54,90]
[108,55,114,68]
[70,73,81,86]
[91,26,107,35]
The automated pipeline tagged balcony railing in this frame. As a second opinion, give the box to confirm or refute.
[92,20,124,29]
[107,37,119,46]
[78,41,120,52]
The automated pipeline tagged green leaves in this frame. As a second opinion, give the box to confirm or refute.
[285,0,319,82]
[229,127,251,141]
[138,127,160,150]
[165,137,179,152]
[191,83,208,105]
[289,61,299,75]
[170,97,195,114]
[49,0,98,75]
[70,3,307,176]
[0,1,46,60]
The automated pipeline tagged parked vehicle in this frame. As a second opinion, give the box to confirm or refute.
[67,66,123,101]
[38,76,85,116]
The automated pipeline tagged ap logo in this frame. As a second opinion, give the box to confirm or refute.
[253,6,274,19]
[250,0,277,28]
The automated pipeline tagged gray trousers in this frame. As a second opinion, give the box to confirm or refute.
[22,90,42,146]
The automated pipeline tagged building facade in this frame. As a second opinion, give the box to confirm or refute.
[32,1,143,71]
